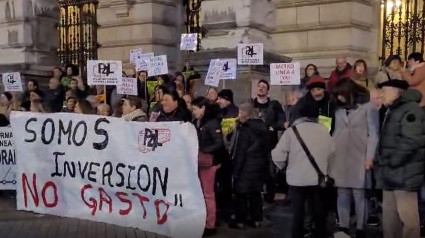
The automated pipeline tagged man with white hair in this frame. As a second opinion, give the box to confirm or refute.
[328,56,352,91]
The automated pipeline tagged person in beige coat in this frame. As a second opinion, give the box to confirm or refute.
[272,103,334,238]
[374,55,403,87]
[329,78,379,238]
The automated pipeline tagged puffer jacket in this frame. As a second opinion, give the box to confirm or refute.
[374,89,425,191]
[230,118,269,193]
[195,118,226,166]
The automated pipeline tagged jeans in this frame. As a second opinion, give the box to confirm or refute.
[383,190,420,238]
[290,186,326,238]
[234,192,263,223]
[199,165,219,229]
[337,188,366,230]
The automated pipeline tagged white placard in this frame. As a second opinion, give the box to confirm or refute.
[136,53,155,72]
[2,72,23,92]
[130,48,143,65]
[237,43,264,65]
[270,62,301,85]
[205,59,224,87]
[11,112,206,238]
[0,127,16,190]
[220,59,237,80]
[180,34,198,51]
[147,55,168,77]
[87,60,122,85]
[117,77,138,96]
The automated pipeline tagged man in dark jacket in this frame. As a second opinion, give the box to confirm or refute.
[375,80,425,238]
[252,79,286,203]
[290,77,335,133]
[44,77,65,112]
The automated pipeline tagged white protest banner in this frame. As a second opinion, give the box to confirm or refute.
[220,59,237,80]
[2,72,23,92]
[117,77,138,96]
[205,59,224,87]
[270,62,301,86]
[11,112,206,238]
[136,53,155,72]
[237,43,264,65]
[147,55,168,77]
[180,34,198,51]
[0,128,16,190]
[87,60,122,85]
[130,48,143,65]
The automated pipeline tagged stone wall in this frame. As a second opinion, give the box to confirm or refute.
[97,0,184,73]
[272,0,381,77]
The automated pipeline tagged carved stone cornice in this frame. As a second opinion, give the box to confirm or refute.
[274,21,372,33]
[274,0,373,8]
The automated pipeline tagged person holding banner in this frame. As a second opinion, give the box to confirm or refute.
[74,99,94,114]
[121,96,148,122]
[0,92,13,119]
[154,90,191,122]
[45,77,65,113]
[192,96,225,236]
[30,99,47,113]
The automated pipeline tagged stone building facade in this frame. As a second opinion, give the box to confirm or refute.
[0,0,383,96]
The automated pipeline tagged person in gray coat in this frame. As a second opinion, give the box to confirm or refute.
[329,78,379,237]
[272,103,334,238]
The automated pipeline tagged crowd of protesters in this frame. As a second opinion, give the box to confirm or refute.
[0,52,425,238]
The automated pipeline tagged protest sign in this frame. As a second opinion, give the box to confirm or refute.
[221,118,236,136]
[136,53,154,72]
[130,48,143,65]
[10,112,206,238]
[117,77,138,96]
[205,59,224,87]
[180,34,198,51]
[270,62,301,85]
[147,55,168,77]
[0,128,16,190]
[2,72,23,92]
[220,59,237,80]
[87,60,122,85]
[237,43,264,65]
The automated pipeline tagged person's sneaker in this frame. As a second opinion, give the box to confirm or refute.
[203,228,217,237]
[366,216,379,227]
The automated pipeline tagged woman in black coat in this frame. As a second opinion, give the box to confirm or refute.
[230,101,269,229]
[192,97,225,237]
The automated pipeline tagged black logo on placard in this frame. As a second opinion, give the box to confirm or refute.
[244,46,257,57]
[222,61,230,72]
[138,128,171,153]
[6,75,15,84]
[98,63,115,76]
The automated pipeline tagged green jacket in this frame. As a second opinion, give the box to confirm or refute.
[374,89,425,191]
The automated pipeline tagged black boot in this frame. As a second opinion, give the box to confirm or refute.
[355,230,365,238]
[203,228,217,237]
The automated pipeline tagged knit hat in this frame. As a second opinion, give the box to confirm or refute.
[217,89,234,103]
[298,101,320,119]
[2,92,12,102]
[378,79,409,90]
[307,77,326,90]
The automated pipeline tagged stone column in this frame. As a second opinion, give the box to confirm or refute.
[0,0,59,82]
[186,0,290,103]
[97,0,184,73]
[272,0,381,77]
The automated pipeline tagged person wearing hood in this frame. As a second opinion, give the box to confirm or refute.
[229,101,269,230]
[192,97,225,237]
[121,96,147,122]
[375,80,425,238]
[272,102,334,238]
[328,56,353,92]
[329,78,379,238]
[290,77,335,133]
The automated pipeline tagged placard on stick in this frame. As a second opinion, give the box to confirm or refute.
[270,62,301,86]
[205,59,224,87]
[180,34,198,51]
[87,60,122,85]
[130,48,143,65]
[237,43,264,65]
[2,72,23,92]
[147,55,168,77]
[117,77,138,96]
[220,59,237,80]
[136,53,154,72]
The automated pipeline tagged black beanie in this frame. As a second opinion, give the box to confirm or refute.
[298,102,320,119]
[217,89,234,103]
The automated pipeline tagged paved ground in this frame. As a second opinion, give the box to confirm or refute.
[0,193,384,238]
